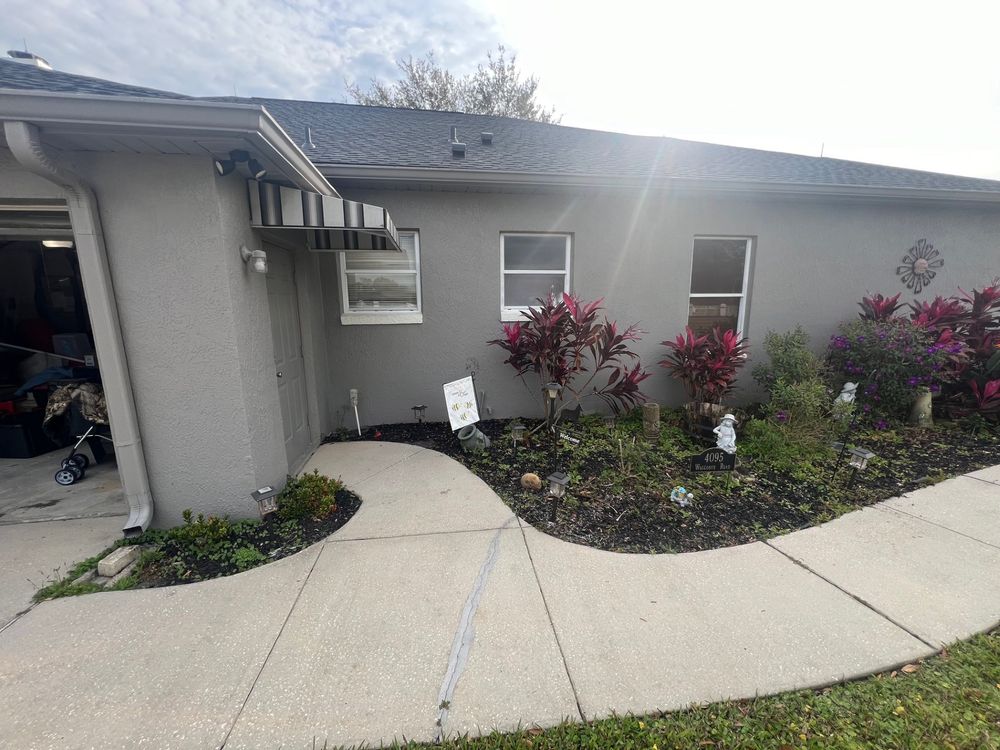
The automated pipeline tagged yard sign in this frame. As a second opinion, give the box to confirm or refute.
[442,376,480,431]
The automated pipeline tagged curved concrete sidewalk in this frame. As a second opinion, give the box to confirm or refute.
[1,443,998,749]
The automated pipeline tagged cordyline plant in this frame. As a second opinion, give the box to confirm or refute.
[488,293,650,422]
[858,292,904,321]
[659,327,749,404]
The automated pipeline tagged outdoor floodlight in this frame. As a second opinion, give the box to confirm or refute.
[547,471,569,499]
[251,485,280,518]
[240,244,268,274]
[214,158,236,176]
[247,158,267,180]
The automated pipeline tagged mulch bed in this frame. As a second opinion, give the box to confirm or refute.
[326,417,1000,554]
[134,489,361,587]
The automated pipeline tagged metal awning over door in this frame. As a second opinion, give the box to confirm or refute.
[247,180,401,252]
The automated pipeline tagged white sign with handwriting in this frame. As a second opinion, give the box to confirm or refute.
[443,376,480,431]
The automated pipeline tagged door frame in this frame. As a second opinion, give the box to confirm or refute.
[262,235,323,472]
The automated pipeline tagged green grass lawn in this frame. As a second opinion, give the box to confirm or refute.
[411,631,1000,750]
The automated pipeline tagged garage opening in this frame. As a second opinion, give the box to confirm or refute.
[0,212,125,524]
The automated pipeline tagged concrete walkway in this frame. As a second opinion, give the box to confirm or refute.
[1,443,998,749]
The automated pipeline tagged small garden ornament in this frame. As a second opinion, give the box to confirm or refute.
[669,486,693,507]
[713,413,738,454]
[520,472,543,490]
[836,382,858,405]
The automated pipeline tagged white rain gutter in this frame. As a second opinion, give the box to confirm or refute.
[4,121,154,534]
[321,164,1000,204]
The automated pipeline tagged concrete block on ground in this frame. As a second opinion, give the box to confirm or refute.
[327,448,516,540]
[225,528,576,749]
[966,464,1000,485]
[96,545,139,577]
[522,528,931,721]
[0,545,321,749]
[883,475,1000,547]
[770,505,1000,647]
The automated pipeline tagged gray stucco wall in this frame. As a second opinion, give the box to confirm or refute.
[320,185,1000,428]
[2,149,289,526]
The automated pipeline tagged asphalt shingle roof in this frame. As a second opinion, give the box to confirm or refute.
[0,57,190,100]
[241,98,1000,192]
[3,58,999,194]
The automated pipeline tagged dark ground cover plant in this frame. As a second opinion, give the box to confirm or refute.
[488,293,649,423]
[385,629,1000,750]
[326,409,999,554]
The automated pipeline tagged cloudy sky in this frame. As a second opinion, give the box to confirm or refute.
[6,0,1000,179]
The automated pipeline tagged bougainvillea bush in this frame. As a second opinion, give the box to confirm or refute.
[488,293,650,420]
[660,326,749,404]
[827,318,963,422]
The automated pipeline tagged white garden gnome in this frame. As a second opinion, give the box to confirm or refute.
[836,382,858,405]
[713,413,738,454]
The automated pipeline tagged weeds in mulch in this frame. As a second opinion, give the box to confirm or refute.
[327,408,1000,554]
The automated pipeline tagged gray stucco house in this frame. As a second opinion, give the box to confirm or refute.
[2,56,999,531]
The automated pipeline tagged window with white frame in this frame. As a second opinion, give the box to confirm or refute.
[339,230,421,324]
[687,236,752,335]
[500,233,571,319]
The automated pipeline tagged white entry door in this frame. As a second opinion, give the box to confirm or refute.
[266,247,312,469]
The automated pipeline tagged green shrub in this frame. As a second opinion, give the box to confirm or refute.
[171,510,233,548]
[233,546,267,571]
[278,470,343,521]
[740,419,831,473]
[753,326,825,389]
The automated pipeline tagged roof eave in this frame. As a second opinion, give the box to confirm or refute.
[0,89,337,196]
[318,163,1000,203]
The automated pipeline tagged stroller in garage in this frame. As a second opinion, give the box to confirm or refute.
[42,381,113,486]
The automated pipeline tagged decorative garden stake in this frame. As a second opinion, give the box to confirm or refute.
[546,471,569,522]
[411,404,428,423]
[713,414,738,454]
[642,402,660,439]
[846,447,876,488]
[251,486,280,518]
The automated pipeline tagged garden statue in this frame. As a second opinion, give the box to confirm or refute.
[669,486,693,507]
[713,413,738,454]
[836,382,858,405]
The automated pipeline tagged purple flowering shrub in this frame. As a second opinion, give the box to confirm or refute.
[827,317,964,422]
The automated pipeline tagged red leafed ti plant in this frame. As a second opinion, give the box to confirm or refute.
[859,292,904,321]
[660,326,749,405]
[487,293,650,421]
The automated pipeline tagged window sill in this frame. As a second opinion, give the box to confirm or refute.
[340,312,423,326]
[500,309,531,322]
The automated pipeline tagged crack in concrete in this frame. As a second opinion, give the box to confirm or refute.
[873,504,1000,551]
[762,541,939,650]
[434,520,513,741]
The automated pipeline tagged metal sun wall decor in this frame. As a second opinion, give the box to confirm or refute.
[896,239,944,294]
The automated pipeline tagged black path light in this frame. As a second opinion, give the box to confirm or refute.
[602,414,616,430]
[251,486,279,518]
[846,447,876,488]
[510,421,526,457]
[411,404,427,423]
[546,471,569,522]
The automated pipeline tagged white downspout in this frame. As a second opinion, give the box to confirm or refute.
[4,121,154,534]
